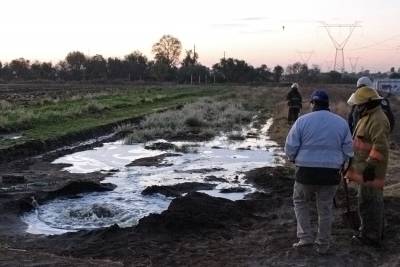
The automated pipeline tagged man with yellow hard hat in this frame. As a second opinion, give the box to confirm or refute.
[345,78,390,247]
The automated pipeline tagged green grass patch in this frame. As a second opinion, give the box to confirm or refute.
[0,85,230,149]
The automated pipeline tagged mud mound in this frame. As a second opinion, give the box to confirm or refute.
[142,182,216,197]
[220,187,247,193]
[12,167,400,267]
[21,192,258,262]
[1,174,26,184]
[126,153,181,167]
[16,181,117,213]
[145,142,178,151]
[48,181,116,198]
[204,175,228,183]
[0,248,123,267]
[136,192,255,234]
[175,167,226,174]
[244,166,294,195]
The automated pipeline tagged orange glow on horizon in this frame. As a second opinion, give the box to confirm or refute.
[1,0,399,72]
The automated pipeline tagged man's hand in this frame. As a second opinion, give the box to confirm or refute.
[363,165,375,182]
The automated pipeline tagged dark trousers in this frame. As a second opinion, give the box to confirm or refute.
[358,185,384,243]
[288,107,300,124]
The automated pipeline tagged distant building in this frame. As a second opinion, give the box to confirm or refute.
[374,79,400,95]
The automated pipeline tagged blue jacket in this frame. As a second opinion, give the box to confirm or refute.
[285,110,353,169]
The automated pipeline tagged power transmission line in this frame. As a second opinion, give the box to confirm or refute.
[320,21,361,72]
[348,34,400,51]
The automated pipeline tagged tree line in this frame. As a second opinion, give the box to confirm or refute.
[0,35,398,84]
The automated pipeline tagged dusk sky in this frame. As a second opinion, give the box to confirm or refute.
[1,0,399,72]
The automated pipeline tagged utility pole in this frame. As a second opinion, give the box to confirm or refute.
[193,44,196,63]
[321,21,361,72]
[191,44,196,85]
[194,44,196,85]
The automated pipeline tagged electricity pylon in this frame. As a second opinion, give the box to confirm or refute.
[348,57,360,73]
[324,60,333,72]
[296,50,314,65]
[321,22,361,72]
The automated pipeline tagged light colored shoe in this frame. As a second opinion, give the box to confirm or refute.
[292,241,313,248]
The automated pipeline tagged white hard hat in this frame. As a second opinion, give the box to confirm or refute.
[356,76,372,88]
[291,83,299,89]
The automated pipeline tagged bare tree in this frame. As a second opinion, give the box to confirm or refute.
[152,35,182,67]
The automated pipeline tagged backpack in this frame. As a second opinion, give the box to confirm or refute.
[381,98,395,133]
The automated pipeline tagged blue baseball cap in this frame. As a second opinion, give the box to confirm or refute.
[310,90,329,103]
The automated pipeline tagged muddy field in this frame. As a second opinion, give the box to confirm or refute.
[1,84,400,266]
[0,83,141,104]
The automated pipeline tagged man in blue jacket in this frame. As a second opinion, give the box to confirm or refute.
[285,90,353,254]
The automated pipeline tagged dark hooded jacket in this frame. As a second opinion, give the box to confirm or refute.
[286,88,302,108]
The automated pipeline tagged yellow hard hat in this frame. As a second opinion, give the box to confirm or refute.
[347,86,383,106]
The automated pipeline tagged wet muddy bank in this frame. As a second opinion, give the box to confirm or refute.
[1,112,400,266]
[14,166,294,263]
[0,104,186,164]
[1,116,277,233]
[14,166,400,267]
[0,157,114,236]
[18,118,280,234]
[0,115,141,164]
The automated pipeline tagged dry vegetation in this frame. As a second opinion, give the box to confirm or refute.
[123,99,254,143]
[121,86,284,143]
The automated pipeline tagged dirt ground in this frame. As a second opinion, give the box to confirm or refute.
[1,86,400,266]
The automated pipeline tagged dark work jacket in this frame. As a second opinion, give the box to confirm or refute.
[286,89,302,108]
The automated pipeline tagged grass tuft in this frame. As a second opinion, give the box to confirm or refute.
[124,97,258,144]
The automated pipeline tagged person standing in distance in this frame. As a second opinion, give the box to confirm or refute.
[286,83,303,124]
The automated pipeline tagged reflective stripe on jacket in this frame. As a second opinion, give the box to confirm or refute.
[346,106,390,189]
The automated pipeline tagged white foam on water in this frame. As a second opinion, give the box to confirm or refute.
[22,118,284,235]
